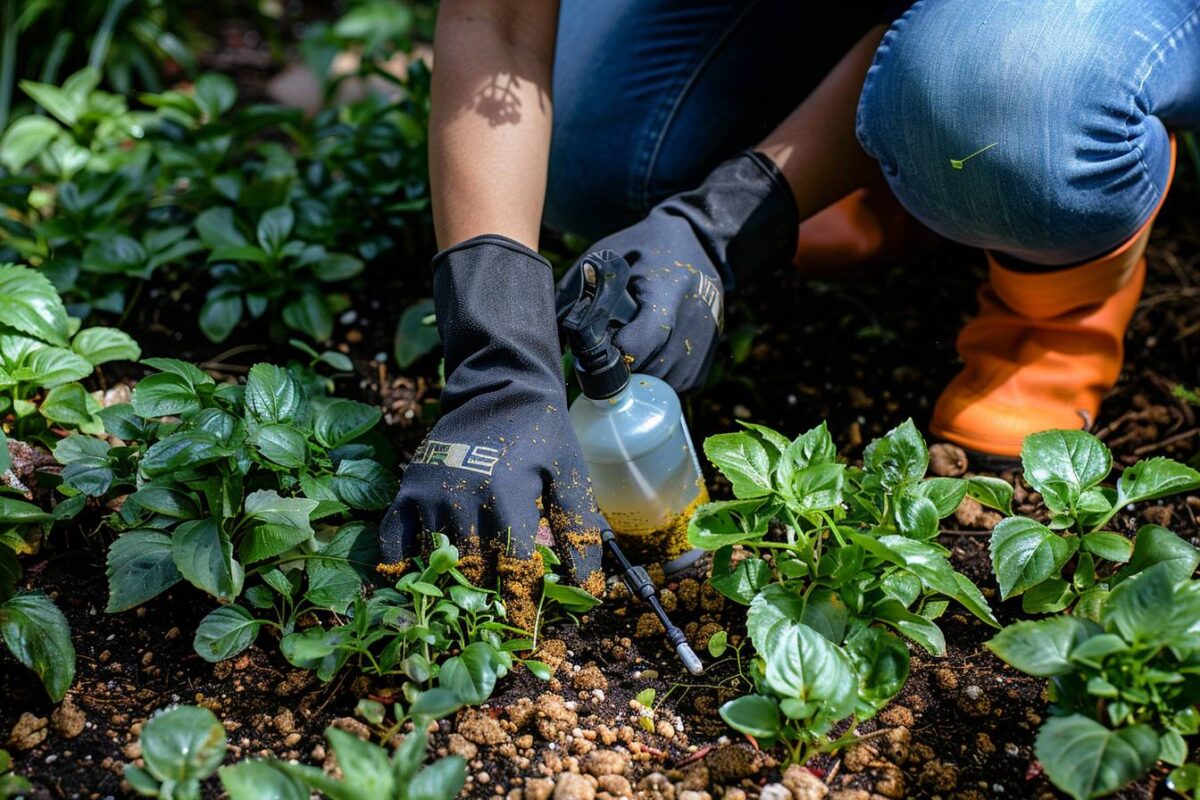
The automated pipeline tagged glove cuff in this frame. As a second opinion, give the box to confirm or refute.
[432,234,552,274]
[431,234,564,389]
[698,150,799,291]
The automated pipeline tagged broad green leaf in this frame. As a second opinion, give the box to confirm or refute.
[966,475,1014,515]
[194,605,262,662]
[785,421,837,469]
[141,431,228,475]
[687,499,769,550]
[989,517,1077,599]
[986,616,1100,676]
[220,760,308,800]
[1081,532,1133,563]
[128,486,199,519]
[311,253,364,282]
[1035,715,1159,800]
[747,584,804,651]
[872,599,946,656]
[195,207,248,249]
[314,399,381,448]
[1102,562,1176,644]
[199,294,243,343]
[799,588,849,643]
[244,490,318,531]
[83,235,148,274]
[53,434,109,464]
[62,458,113,496]
[410,688,464,719]
[25,346,93,387]
[1116,525,1200,584]
[762,620,856,726]
[704,432,773,498]
[257,206,295,255]
[141,358,214,389]
[251,423,308,467]
[39,383,95,426]
[0,497,53,525]
[542,580,601,613]
[172,519,242,602]
[1021,577,1075,614]
[132,372,201,417]
[239,524,313,564]
[913,477,968,518]
[20,72,92,125]
[791,463,845,512]
[282,292,334,341]
[894,491,939,539]
[71,327,140,365]
[304,522,377,611]
[0,115,60,171]
[439,642,501,705]
[1115,457,1200,507]
[245,363,308,427]
[846,626,909,715]
[140,705,227,786]
[106,530,182,612]
[324,728,395,797]
[863,419,928,489]
[408,755,467,800]
[1021,430,1111,516]
[709,553,771,606]
[332,459,395,510]
[0,592,75,701]
[194,73,237,118]
[719,694,781,739]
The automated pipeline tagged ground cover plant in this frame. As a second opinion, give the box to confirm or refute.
[1,4,1199,799]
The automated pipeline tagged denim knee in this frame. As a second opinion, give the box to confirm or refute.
[856,0,1187,265]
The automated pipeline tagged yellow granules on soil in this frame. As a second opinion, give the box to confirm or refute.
[497,548,545,632]
[610,484,709,565]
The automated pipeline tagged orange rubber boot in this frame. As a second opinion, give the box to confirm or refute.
[793,180,938,278]
[931,138,1176,458]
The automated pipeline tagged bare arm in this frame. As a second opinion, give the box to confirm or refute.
[757,25,887,220]
[429,0,560,250]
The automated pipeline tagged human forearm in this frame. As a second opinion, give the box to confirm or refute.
[756,25,887,220]
[429,0,559,250]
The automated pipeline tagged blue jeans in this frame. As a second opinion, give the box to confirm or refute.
[545,0,892,241]
[857,0,1200,266]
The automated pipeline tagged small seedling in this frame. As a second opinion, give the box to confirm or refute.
[949,141,998,169]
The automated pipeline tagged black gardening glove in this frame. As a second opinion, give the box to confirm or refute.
[380,235,606,627]
[556,151,798,393]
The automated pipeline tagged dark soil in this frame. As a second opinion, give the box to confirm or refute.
[2,124,1198,800]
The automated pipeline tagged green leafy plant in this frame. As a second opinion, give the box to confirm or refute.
[690,419,998,763]
[220,714,465,800]
[989,429,1200,615]
[988,563,1200,800]
[279,532,549,707]
[48,359,394,662]
[0,748,30,798]
[530,542,601,648]
[0,263,140,441]
[0,494,75,701]
[0,64,430,341]
[124,705,226,800]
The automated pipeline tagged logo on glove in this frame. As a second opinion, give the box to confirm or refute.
[412,439,501,476]
[697,272,723,330]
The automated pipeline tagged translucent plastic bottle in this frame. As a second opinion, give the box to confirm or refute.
[569,374,707,571]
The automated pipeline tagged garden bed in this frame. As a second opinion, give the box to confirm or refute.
[1,9,1198,799]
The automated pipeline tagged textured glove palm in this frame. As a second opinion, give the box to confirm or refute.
[380,236,606,627]
[557,151,798,393]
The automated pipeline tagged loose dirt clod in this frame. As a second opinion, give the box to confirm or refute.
[51,699,85,740]
[8,714,48,751]
[534,693,577,741]
[458,710,508,746]
[553,771,595,800]
[584,749,628,777]
[571,663,608,692]
[783,764,828,799]
[928,443,968,476]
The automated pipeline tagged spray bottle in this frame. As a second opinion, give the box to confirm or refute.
[560,250,709,573]
[560,250,706,675]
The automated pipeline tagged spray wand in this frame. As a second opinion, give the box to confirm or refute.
[601,530,704,675]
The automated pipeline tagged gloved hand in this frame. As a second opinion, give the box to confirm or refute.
[379,235,606,628]
[556,151,798,393]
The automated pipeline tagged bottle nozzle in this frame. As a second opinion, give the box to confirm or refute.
[559,251,637,399]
